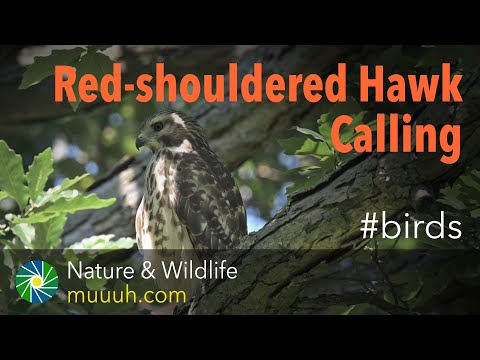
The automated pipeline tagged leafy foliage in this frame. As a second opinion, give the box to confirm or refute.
[278,45,480,315]
[279,97,381,195]
[19,47,85,90]
[26,148,54,202]
[0,142,136,314]
[439,169,480,218]
[0,140,30,211]
[19,46,114,111]
[0,141,114,244]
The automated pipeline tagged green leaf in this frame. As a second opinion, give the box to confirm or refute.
[322,304,355,315]
[56,174,89,192]
[76,50,114,81]
[15,193,115,225]
[278,137,307,155]
[19,47,85,89]
[2,246,14,268]
[109,237,136,249]
[36,189,80,208]
[87,45,113,52]
[0,191,8,201]
[86,276,108,291]
[39,194,115,214]
[318,122,333,146]
[68,235,135,250]
[313,142,334,157]
[340,111,368,144]
[11,212,58,224]
[33,215,67,249]
[317,99,367,146]
[293,126,325,141]
[279,136,332,158]
[472,208,480,218]
[0,140,29,211]
[26,148,53,203]
[70,50,114,111]
[11,223,35,247]
[318,97,363,127]
[35,175,88,207]
[286,171,329,196]
[346,303,390,315]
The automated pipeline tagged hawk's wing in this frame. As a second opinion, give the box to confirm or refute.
[174,149,247,258]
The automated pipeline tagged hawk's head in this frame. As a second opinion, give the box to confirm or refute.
[136,111,209,152]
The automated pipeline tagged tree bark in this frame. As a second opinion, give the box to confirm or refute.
[186,66,480,314]
[62,44,387,245]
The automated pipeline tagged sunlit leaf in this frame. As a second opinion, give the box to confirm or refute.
[293,126,325,141]
[11,212,58,224]
[11,223,35,247]
[36,189,80,208]
[318,122,333,146]
[35,175,89,207]
[26,148,53,203]
[279,137,332,157]
[68,235,136,250]
[37,194,115,214]
[13,193,115,224]
[57,174,90,192]
[33,215,67,249]
[0,140,29,211]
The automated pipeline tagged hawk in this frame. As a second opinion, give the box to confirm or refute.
[135,111,247,295]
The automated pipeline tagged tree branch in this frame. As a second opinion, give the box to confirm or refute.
[186,66,480,314]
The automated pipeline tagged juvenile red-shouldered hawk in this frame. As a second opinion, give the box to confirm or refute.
[135,111,247,295]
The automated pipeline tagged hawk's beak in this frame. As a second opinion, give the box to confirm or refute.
[136,137,145,151]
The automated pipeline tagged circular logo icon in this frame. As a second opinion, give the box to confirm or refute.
[16,260,58,304]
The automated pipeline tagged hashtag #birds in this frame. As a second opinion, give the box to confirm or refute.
[135,111,247,295]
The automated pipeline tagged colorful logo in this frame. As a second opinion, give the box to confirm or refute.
[16,260,58,304]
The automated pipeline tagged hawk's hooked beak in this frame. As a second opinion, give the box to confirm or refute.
[136,137,145,151]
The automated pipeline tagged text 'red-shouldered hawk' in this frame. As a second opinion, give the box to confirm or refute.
[135,111,247,294]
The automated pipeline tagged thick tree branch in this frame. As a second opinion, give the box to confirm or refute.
[186,66,480,314]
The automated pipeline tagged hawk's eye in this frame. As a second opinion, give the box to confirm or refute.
[152,122,163,132]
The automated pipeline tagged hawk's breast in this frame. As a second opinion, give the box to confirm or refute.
[140,149,192,251]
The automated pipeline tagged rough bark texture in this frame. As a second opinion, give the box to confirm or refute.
[62,44,387,245]
[185,67,480,314]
